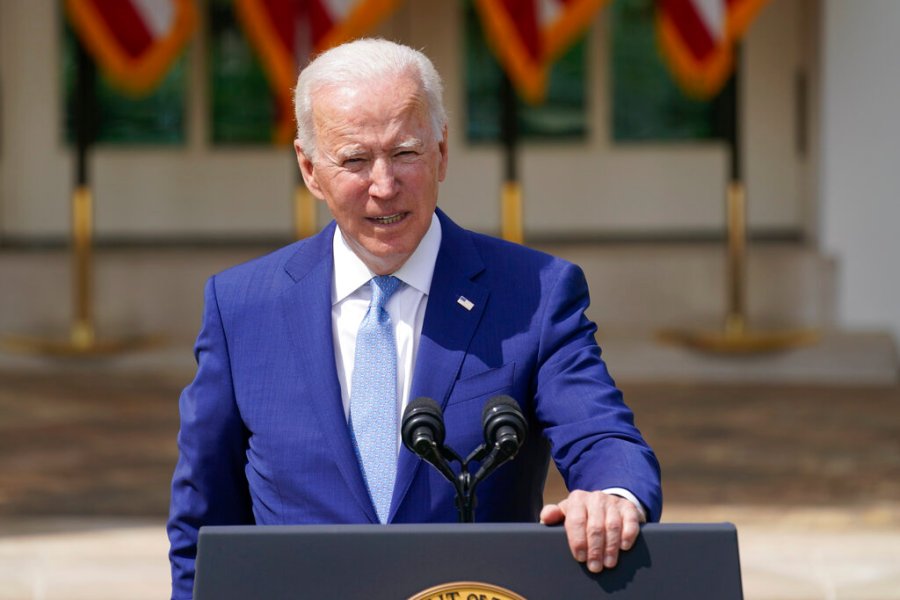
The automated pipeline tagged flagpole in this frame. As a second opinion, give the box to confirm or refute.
[71,35,98,348]
[659,44,818,353]
[499,73,524,244]
[723,50,746,336]
[3,37,161,357]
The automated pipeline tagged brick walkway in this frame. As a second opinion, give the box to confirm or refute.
[2,371,898,516]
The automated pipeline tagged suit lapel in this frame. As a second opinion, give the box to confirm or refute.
[391,210,488,519]
[280,223,378,523]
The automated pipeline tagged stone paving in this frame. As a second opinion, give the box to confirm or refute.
[1,369,899,598]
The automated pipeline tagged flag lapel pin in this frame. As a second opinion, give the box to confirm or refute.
[457,296,474,311]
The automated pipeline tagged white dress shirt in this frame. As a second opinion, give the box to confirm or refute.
[331,213,442,443]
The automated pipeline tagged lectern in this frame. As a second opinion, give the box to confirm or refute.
[194,522,742,599]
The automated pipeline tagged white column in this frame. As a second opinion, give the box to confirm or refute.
[820,0,900,343]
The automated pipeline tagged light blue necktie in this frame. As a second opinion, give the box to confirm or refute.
[349,275,401,523]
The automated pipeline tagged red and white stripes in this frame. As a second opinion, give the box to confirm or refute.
[65,0,198,95]
[656,0,769,98]
[474,0,609,104]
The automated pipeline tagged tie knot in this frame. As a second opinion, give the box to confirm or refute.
[369,275,400,309]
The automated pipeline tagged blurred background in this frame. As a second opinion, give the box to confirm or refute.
[0,0,898,598]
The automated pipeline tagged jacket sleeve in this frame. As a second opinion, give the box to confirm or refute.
[533,261,662,522]
[167,276,254,599]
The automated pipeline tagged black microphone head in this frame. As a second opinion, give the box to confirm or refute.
[401,397,446,456]
[482,395,528,454]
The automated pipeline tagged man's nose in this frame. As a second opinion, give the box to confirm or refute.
[368,157,397,198]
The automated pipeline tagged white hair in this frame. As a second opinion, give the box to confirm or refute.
[294,38,447,161]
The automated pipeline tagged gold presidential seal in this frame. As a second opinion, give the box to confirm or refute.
[407,581,527,600]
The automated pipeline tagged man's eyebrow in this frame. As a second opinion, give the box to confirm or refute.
[395,138,424,151]
[336,145,367,160]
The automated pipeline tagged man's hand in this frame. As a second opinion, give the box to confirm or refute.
[540,490,642,574]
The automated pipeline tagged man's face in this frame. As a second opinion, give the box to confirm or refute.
[295,74,448,275]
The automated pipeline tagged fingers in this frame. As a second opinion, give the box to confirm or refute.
[560,493,590,565]
[584,492,617,572]
[539,503,564,525]
[601,502,622,570]
[620,509,641,551]
[543,491,642,574]
[600,500,642,569]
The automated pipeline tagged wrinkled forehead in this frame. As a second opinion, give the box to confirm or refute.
[311,70,427,113]
[311,79,432,140]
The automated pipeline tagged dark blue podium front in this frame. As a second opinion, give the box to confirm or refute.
[194,522,743,599]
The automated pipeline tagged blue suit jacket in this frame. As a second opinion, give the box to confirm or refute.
[167,209,661,598]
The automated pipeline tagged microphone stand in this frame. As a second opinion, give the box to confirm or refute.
[430,441,514,523]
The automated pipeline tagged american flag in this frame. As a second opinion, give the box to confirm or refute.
[236,0,402,143]
[474,0,609,104]
[65,0,198,96]
[656,0,770,98]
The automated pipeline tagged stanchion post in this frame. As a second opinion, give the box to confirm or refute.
[71,185,95,348]
[501,181,524,244]
[294,184,317,239]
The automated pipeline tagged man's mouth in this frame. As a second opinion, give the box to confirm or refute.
[369,212,406,225]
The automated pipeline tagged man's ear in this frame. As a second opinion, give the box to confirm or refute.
[294,140,325,200]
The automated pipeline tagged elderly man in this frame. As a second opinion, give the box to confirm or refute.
[167,38,661,599]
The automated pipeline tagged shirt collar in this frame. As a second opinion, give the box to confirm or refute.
[332,212,442,304]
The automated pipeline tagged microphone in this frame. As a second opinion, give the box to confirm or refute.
[401,397,458,486]
[471,395,528,486]
[482,395,528,458]
[401,396,446,456]
[481,396,528,458]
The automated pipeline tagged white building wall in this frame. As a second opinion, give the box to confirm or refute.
[820,0,900,341]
